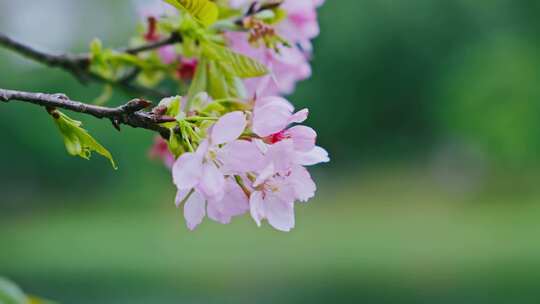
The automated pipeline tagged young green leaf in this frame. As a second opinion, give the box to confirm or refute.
[205,60,248,99]
[51,110,117,169]
[164,0,219,27]
[185,57,208,110]
[202,42,269,78]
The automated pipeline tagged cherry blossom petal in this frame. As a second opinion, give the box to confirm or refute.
[253,138,269,154]
[158,45,177,64]
[175,189,191,207]
[195,140,210,157]
[249,191,265,227]
[254,163,276,187]
[222,179,250,216]
[289,166,316,202]
[207,180,249,224]
[211,111,247,145]
[296,146,330,166]
[265,139,295,172]
[184,191,206,230]
[172,152,203,190]
[149,136,175,168]
[207,200,230,224]
[219,140,265,174]
[255,96,294,111]
[287,125,317,152]
[264,193,295,232]
[199,163,225,202]
[253,98,294,137]
[289,109,309,124]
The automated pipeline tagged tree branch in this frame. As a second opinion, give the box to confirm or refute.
[0,88,176,138]
[0,32,181,99]
[123,32,183,55]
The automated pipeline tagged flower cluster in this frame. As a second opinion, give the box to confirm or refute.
[172,96,328,231]
[135,0,328,231]
[228,0,325,96]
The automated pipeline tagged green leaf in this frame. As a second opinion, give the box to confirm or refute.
[51,111,117,169]
[202,42,269,78]
[185,57,208,110]
[207,60,247,99]
[164,0,219,27]
[0,278,26,304]
[167,130,185,157]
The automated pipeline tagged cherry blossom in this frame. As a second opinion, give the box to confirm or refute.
[138,0,330,232]
[149,136,175,168]
[172,111,254,229]
[227,0,325,96]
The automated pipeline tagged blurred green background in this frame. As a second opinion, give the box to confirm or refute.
[2,0,540,303]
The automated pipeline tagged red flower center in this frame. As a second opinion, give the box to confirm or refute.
[267,130,289,144]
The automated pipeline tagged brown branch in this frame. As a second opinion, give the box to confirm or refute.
[0,88,176,138]
[123,32,183,55]
[0,32,181,99]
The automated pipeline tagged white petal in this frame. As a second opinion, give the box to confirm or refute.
[219,140,265,174]
[172,152,203,190]
[289,108,309,124]
[207,180,249,224]
[265,139,295,173]
[264,193,295,232]
[195,140,210,157]
[254,163,275,187]
[253,101,293,137]
[287,125,317,152]
[295,146,330,166]
[207,200,231,224]
[255,96,294,111]
[222,179,250,217]
[184,191,206,230]
[253,138,269,154]
[175,189,191,207]
[249,191,265,227]
[199,163,225,202]
[289,166,317,202]
[211,111,247,145]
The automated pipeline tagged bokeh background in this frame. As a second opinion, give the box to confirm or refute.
[2,0,540,303]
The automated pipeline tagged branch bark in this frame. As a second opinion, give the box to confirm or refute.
[0,32,181,99]
[0,88,176,138]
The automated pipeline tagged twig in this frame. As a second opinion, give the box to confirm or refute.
[0,32,181,99]
[123,32,182,55]
[0,88,176,138]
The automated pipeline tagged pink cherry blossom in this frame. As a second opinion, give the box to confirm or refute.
[279,0,325,51]
[227,32,312,97]
[247,162,318,231]
[149,136,175,168]
[207,178,250,224]
[250,96,330,166]
[136,0,178,64]
[252,96,309,137]
[249,164,297,232]
[244,135,327,231]
[172,111,254,230]
[226,0,324,96]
